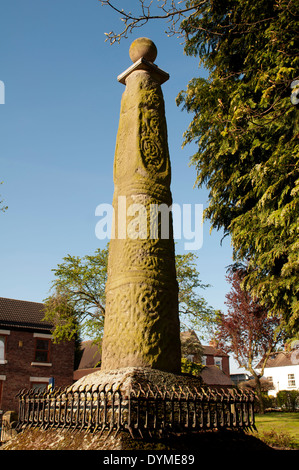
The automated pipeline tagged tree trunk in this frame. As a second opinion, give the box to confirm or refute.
[251,370,265,414]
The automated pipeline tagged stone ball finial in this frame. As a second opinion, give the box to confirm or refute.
[129,37,157,63]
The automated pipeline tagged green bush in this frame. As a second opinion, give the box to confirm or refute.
[181,358,203,377]
[262,393,277,410]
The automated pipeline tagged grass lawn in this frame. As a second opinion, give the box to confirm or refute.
[249,412,299,449]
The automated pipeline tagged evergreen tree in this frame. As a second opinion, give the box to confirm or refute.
[103,0,299,336]
[175,0,299,337]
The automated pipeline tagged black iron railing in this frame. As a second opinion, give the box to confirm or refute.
[16,385,255,437]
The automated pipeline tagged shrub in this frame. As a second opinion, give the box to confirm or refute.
[181,358,203,376]
[259,429,296,449]
[276,390,299,412]
[262,394,277,411]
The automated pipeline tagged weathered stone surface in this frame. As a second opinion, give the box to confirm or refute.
[101,40,181,373]
[129,37,157,63]
[71,366,203,392]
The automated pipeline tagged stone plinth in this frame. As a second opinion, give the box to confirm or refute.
[71,366,203,393]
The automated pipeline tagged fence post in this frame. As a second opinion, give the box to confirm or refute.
[15,384,255,436]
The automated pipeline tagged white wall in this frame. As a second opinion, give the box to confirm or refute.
[264,365,299,396]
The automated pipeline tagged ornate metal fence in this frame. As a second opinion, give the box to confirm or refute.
[16,385,255,437]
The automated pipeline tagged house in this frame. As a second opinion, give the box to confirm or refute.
[180,330,231,375]
[230,373,251,386]
[0,297,75,413]
[258,345,299,396]
[73,339,101,381]
[200,365,233,389]
[180,330,233,388]
[201,344,230,377]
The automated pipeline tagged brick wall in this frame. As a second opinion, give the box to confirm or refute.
[0,328,74,413]
[205,354,230,376]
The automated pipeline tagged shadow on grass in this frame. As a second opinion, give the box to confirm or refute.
[120,429,277,452]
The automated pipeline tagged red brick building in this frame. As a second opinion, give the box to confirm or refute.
[0,297,75,413]
[201,344,230,377]
[181,330,232,388]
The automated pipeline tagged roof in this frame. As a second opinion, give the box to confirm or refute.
[263,350,299,368]
[180,330,200,343]
[180,330,228,358]
[73,367,101,381]
[0,297,53,332]
[77,340,101,370]
[202,345,228,357]
[201,365,233,386]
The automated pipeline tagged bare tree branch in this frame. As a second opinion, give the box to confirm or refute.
[100,1,285,44]
[100,0,204,44]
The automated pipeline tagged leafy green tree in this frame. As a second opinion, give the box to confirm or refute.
[102,0,299,336]
[180,329,204,376]
[176,251,217,339]
[181,358,204,376]
[43,247,108,348]
[276,390,299,412]
[43,246,216,345]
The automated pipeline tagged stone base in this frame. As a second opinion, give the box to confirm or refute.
[70,366,204,393]
[4,368,272,452]
[1,428,274,451]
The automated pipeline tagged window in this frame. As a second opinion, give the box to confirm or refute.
[0,331,9,365]
[266,376,274,387]
[288,374,296,388]
[0,380,3,408]
[201,355,207,366]
[34,338,50,363]
[186,354,194,363]
[0,336,7,364]
[214,357,222,370]
[0,335,7,364]
[30,376,50,392]
[31,382,48,392]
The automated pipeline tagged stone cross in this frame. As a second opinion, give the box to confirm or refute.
[101,38,181,374]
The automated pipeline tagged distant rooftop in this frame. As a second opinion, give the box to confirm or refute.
[201,365,233,386]
[0,297,52,332]
[77,340,102,370]
[180,330,229,357]
[263,350,299,368]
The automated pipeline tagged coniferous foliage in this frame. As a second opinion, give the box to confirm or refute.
[102,0,299,336]
[176,0,299,336]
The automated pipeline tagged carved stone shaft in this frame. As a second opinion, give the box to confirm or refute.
[101,39,181,373]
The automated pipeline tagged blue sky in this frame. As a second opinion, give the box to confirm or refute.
[0,1,238,368]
